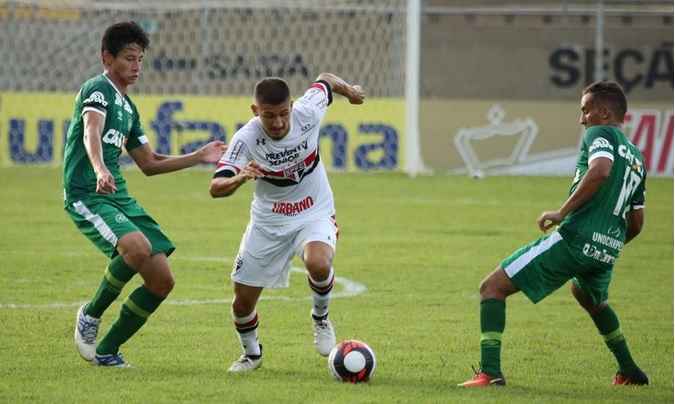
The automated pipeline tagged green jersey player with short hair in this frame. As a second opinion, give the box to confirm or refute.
[459,81,648,387]
[64,21,226,367]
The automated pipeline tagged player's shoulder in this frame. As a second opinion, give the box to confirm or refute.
[78,74,115,106]
[80,74,114,94]
[232,117,263,143]
[584,125,622,148]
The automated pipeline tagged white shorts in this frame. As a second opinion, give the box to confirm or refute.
[231,216,338,288]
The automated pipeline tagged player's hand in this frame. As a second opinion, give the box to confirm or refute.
[95,168,117,194]
[347,85,365,105]
[537,210,564,232]
[198,141,227,164]
[239,161,265,181]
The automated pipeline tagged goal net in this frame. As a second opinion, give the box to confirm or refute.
[1,0,407,97]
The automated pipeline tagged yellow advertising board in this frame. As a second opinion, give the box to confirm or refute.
[0,92,406,171]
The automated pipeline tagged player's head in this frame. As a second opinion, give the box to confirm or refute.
[579,81,627,129]
[252,77,292,140]
[101,21,149,87]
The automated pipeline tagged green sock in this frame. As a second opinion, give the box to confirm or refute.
[480,298,506,377]
[85,256,136,318]
[96,286,165,355]
[591,305,639,374]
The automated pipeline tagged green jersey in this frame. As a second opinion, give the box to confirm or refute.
[63,73,147,203]
[558,125,647,266]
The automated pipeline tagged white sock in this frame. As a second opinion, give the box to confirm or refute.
[233,310,261,357]
[308,267,334,320]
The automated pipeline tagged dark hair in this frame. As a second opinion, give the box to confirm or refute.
[101,21,150,56]
[582,80,627,119]
[255,77,290,105]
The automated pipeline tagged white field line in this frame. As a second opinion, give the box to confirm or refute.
[0,265,367,310]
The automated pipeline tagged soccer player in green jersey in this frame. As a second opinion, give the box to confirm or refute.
[460,81,648,387]
[64,21,226,367]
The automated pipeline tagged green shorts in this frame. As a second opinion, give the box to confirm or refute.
[500,231,612,305]
[65,194,175,259]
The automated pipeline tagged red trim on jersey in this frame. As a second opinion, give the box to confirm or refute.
[310,82,328,95]
[260,148,319,178]
[215,162,241,174]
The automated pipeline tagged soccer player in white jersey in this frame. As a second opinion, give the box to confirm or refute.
[209,74,364,372]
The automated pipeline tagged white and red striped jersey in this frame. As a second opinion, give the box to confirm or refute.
[214,81,335,226]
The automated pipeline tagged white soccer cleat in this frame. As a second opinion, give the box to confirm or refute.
[313,318,336,357]
[228,355,263,373]
[74,304,100,361]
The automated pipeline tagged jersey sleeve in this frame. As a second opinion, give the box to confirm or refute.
[630,172,647,210]
[584,126,616,163]
[80,82,111,118]
[125,102,149,151]
[293,80,333,125]
[213,132,251,178]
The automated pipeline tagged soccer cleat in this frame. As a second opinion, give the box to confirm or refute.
[228,350,263,373]
[458,366,506,387]
[93,352,130,368]
[313,318,336,356]
[74,304,100,361]
[612,369,649,386]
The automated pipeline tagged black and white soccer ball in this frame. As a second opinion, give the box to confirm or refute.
[328,340,376,383]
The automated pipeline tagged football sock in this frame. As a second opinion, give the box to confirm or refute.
[96,286,164,355]
[590,305,639,374]
[480,298,506,377]
[85,255,136,318]
[308,267,334,320]
[233,310,261,357]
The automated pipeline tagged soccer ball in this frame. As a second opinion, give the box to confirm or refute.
[328,340,376,383]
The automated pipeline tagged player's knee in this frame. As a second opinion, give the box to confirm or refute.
[479,277,493,298]
[119,237,152,269]
[232,297,254,317]
[305,256,331,279]
[148,271,174,297]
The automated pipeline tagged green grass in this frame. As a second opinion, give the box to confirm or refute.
[0,167,672,403]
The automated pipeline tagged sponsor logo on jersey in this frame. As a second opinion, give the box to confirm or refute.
[617,145,644,174]
[102,128,127,148]
[256,138,266,145]
[608,226,622,239]
[265,140,308,166]
[114,213,128,223]
[592,231,624,250]
[589,137,614,153]
[300,122,316,133]
[114,93,124,107]
[582,243,617,264]
[271,196,314,216]
[83,91,108,107]
[228,139,246,161]
[123,99,133,115]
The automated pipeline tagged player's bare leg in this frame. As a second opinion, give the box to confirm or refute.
[93,232,172,367]
[304,241,336,356]
[460,266,518,387]
[229,282,263,372]
[571,282,648,385]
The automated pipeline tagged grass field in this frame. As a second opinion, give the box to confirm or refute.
[0,167,672,403]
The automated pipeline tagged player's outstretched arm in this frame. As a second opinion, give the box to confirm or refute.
[129,141,227,176]
[537,156,613,232]
[210,161,264,198]
[83,111,117,194]
[316,72,365,105]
